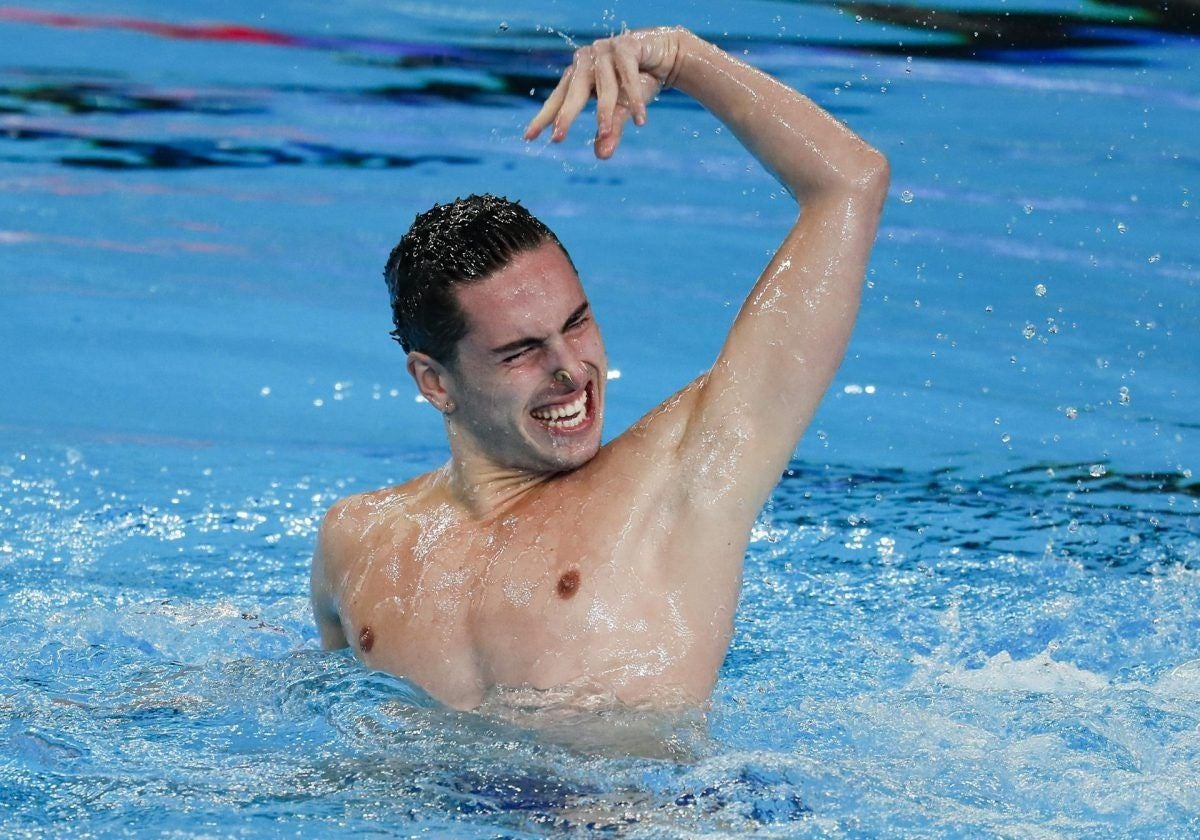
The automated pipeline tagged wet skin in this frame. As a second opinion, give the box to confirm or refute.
[311,27,889,710]
[314,242,745,708]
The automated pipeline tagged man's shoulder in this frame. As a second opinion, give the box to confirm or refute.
[318,474,431,554]
[592,375,706,467]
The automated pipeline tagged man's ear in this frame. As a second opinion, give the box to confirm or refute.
[406,351,455,413]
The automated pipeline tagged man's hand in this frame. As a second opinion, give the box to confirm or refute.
[524,27,688,159]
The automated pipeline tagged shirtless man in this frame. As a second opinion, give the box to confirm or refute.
[310,26,888,710]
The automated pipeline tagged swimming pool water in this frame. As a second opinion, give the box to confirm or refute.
[2,1,1198,837]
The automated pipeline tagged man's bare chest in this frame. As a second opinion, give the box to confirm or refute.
[327,471,745,707]
[346,501,660,627]
[339,504,682,697]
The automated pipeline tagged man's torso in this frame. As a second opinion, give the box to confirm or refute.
[318,387,756,709]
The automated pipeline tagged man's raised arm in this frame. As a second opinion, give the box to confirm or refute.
[527,27,889,512]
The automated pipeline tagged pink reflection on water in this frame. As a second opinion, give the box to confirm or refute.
[0,228,245,255]
[0,175,332,205]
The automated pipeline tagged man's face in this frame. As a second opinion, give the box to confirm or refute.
[443,241,607,473]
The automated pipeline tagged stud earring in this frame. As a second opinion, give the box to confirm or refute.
[442,400,455,414]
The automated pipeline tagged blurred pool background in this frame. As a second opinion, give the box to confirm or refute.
[1,1,1198,837]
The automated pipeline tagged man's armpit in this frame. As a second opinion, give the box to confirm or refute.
[315,607,349,650]
[310,542,349,650]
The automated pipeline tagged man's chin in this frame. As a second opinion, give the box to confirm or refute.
[524,430,602,473]
[521,414,602,470]
[541,439,601,472]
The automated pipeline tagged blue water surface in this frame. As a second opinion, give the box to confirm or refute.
[2,1,1198,837]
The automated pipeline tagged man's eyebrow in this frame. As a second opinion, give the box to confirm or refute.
[489,302,591,356]
[562,301,590,329]
[490,335,542,356]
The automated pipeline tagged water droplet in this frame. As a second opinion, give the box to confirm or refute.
[1118,386,1131,405]
[984,305,993,313]
[1022,323,1036,339]
[498,21,509,31]
[1034,284,1047,297]
[1089,464,1107,478]
[1147,253,1161,263]
[1064,406,1078,420]
[1000,433,1011,445]
[259,386,271,397]
[1116,222,1128,234]
[1023,204,1034,215]
[900,190,914,204]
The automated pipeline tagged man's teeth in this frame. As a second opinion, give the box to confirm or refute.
[531,390,588,424]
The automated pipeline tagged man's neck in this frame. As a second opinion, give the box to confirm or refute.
[439,453,558,520]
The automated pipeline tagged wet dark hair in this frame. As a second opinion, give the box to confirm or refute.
[383,194,571,364]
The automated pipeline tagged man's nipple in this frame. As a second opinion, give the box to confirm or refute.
[358,625,375,653]
[556,569,581,599]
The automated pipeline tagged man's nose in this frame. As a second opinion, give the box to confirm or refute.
[546,340,586,386]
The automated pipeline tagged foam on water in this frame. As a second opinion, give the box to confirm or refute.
[2,442,1198,836]
[927,648,1110,694]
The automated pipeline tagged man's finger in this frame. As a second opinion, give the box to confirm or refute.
[525,67,574,140]
[612,41,648,126]
[595,105,630,159]
[553,50,597,141]
[593,45,620,138]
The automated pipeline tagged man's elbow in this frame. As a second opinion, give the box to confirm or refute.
[831,149,888,224]
[851,148,890,196]
[813,148,888,206]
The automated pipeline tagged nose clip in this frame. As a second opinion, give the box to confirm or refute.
[554,368,575,387]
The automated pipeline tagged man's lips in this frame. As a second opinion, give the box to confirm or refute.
[529,381,596,432]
